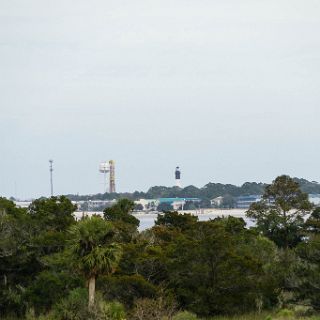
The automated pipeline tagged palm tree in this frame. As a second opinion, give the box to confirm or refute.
[68,216,122,308]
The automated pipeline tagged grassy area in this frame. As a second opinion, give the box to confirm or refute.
[2,311,320,320]
[210,314,269,320]
[209,313,320,320]
[209,317,320,320]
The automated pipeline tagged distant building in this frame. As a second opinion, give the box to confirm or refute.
[158,197,200,204]
[235,195,262,209]
[14,201,32,208]
[134,198,201,211]
[159,197,200,210]
[235,194,320,210]
[134,199,158,211]
[73,200,116,211]
[210,196,224,207]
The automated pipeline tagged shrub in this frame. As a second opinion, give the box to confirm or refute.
[98,274,156,308]
[292,305,314,317]
[100,301,126,320]
[25,308,56,320]
[276,308,294,318]
[26,270,76,314]
[53,289,127,320]
[131,297,177,320]
[52,288,89,320]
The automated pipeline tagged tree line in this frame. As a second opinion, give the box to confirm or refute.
[1,175,320,319]
[64,178,320,203]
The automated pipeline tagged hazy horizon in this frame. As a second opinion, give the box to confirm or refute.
[1,1,320,199]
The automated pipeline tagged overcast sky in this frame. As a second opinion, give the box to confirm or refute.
[1,0,320,199]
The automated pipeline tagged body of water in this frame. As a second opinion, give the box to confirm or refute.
[134,209,254,231]
[74,209,255,231]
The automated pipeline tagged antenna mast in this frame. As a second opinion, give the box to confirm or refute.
[49,160,54,197]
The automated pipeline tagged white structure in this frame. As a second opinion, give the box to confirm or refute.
[14,201,32,208]
[172,200,185,210]
[99,161,110,194]
[211,196,224,207]
[134,199,159,211]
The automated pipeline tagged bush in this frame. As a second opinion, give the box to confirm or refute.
[276,308,294,318]
[98,275,156,308]
[25,308,56,320]
[172,311,198,320]
[292,305,314,317]
[100,301,126,320]
[26,270,78,314]
[52,289,127,320]
[52,288,89,320]
[131,297,177,320]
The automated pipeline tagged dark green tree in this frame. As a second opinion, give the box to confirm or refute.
[155,211,198,231]
[0,199,39,316]
[104,198,139,227]
[28,196,76,232]
[246,175,313,249]
[98,274,157,308]
[294,234,320,310]
[166,221,265,316]
[0,197,26,217]
[104,199,139,243]
[27,196,77,257]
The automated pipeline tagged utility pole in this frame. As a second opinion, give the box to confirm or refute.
[49,160,54,197]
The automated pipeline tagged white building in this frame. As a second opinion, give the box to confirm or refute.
[134,199,159,210]
[210,196,224,207]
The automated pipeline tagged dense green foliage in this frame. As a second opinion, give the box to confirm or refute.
[1,176,320,319]
[247,175,313,248]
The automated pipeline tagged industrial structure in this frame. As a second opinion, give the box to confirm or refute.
[109,160,116,193]
[99,160,116,194]
[175,166,182,188]
[49,159,54,197]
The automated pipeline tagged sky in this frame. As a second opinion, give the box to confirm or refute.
[1,0,320,199]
